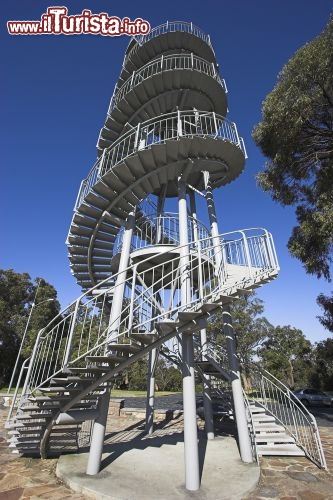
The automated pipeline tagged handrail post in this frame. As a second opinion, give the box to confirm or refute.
[241,231,253,278]
[177,110,182,138]
[20,329,44,401]
[63,300,80,367]
[127,264,137,335]
[6,357,30,423]
[134,122,141,150]
[213,112,218,137]
[233,121,240,146]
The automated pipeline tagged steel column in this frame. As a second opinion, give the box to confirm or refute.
[86,210,136,475]
[189,189,214,440]
[203,171,223,271]
[178,178,200,491]
[146,347,157,434]
[107,210,136,343]
[86,387,111,475]
[223,304,253,463]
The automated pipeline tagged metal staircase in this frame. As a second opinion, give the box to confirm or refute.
[195,343,326,468]
[7,230,278,455]
[7,21,325,494]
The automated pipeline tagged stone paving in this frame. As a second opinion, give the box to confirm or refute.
[0,397,332,500]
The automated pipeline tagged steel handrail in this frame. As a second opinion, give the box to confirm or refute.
[123,21,215,68]
[115,212,211,253]
[248,364,327,469]
[74,110,246,211]
[11,228,278,414]
[109,52,225,115]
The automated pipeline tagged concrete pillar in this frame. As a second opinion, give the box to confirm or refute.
[178,178,200,491]
[223,304,253,463]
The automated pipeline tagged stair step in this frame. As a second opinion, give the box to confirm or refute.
[249,406,266,414]
[39,387,83,394]
[29,396,72,402]
[51,428,80,434]
[130,333,157,344]
[51,377,96,384]
[12,428,43,434]
[108,344,141,354]
[201,303,218,313]
[86,355,125,364]
[252,415,276,422]
[256,444,305,456]
[156,320,177,334]
[68,367,110,374]
[253,424,285,433]
[16,413,53,420]
[177,311,202,322]
[255,433,295,444]
[20,405,55,412]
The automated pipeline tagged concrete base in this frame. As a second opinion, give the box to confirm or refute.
[57,431,259,499]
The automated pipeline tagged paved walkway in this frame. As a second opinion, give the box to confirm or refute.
[0,397,332,499]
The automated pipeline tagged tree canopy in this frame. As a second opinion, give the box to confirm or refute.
[252,16,333,331]
[259,325,312,389]
[0,269,60,387]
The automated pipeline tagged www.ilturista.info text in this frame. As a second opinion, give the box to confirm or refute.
[7,7,151,36]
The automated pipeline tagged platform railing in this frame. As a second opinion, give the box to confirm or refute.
[114,212,211,254]
[75,110,246,210]
[109,53,225,115]
[124,21,214,67]
[11,229,278,419]
[249,365,327,469]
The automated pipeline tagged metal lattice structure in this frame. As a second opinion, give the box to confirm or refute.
[6,21,326,492]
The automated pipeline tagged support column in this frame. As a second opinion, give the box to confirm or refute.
[145,347,157,435]
[178,178,200,491]
[200,327,215,442]
[86,386,111,475]
[203,170,223,271]
[86,210,136,476]
[107,210,136,343]
[223,304,253,463]
[189,189,214,440]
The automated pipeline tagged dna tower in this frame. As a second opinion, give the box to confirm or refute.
[7,22,326,494]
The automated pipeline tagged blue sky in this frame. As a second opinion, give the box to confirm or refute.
[1,1,332,344]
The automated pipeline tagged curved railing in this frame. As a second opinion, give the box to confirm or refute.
[124,21,214,67]
[114,212,211,254]
[249,365,327,469]
[75,110,246,211]
[108,53,226,115]
[13,229,278,409]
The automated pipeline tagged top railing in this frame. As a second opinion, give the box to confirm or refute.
[74,110,246,211]
[123,21,215,67]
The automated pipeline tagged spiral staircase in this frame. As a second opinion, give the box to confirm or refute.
[6,21,326,492]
